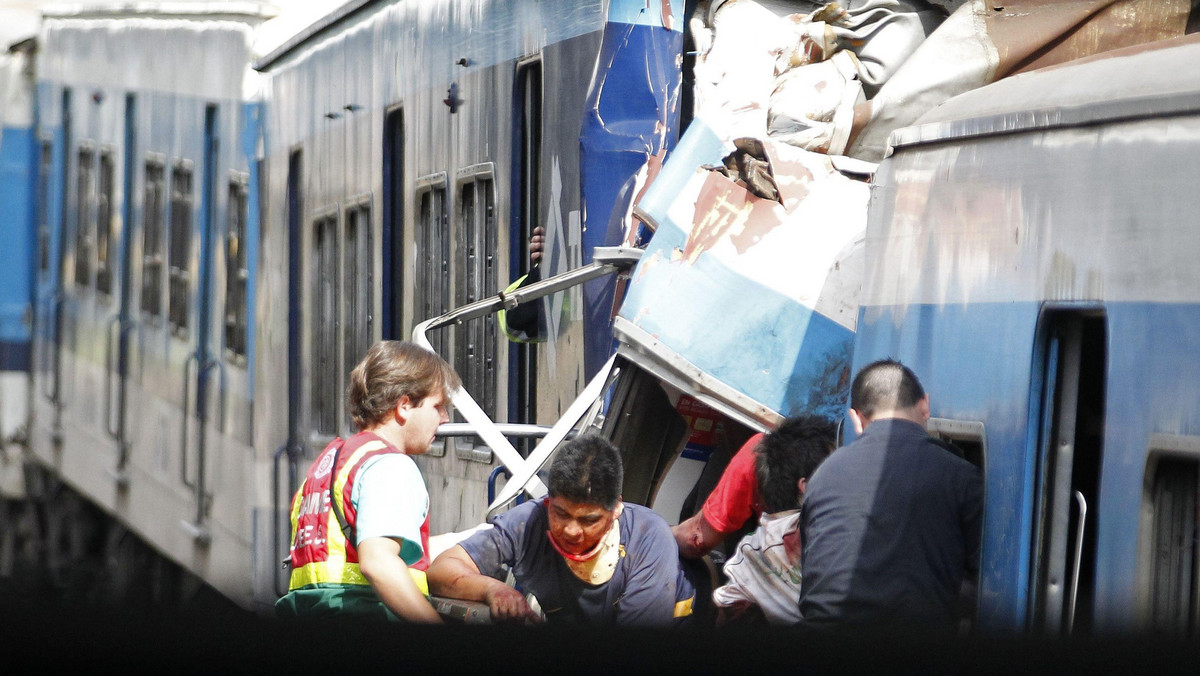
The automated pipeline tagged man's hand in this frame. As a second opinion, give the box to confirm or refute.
[529,226,545,266]
[484,585,540,623]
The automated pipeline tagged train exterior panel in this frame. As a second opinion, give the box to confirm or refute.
[29,6,270,607]
[854,35,1200,634]
[254,0,683,564]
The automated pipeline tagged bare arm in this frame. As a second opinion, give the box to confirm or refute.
[427,544,538,622]
[672,512,728,559]
[357,536,442,624]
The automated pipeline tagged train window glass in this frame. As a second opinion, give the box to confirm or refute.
[343,201,373,403]
[168,161,193,336]
[224,175,249,363]
[141,158,165,319]
[1142,437,1200,636]
[96,149,115,297]
[455,170,498,418]
[37,139,51,274]
[415,174,449,356]
[310,212,340,437]
[74,145,94,288]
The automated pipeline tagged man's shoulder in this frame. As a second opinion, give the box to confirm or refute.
[620,503,674,540]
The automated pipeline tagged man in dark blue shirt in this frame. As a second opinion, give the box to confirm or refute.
[799,359,982,630]
[427,434,694,625]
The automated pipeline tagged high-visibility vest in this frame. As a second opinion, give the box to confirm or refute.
[286,432,431,595]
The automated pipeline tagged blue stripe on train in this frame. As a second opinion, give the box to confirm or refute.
[0,124,36,368]
[854,300,1200,633]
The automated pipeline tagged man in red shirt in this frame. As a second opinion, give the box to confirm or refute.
[673,432,764,559]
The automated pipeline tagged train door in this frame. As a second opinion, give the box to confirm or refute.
[108,93,138,478]
[179,104,220,539]
[1030,310,1107,634]
[510,57,542,444]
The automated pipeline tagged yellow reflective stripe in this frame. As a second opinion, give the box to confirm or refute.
[290,560,370,588]
[290,561,430,596]
[674,595,694,618]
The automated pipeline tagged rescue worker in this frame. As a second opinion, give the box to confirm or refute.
[276,340,459,622]
[427,434,695,625]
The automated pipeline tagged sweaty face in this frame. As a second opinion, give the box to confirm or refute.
[546,495,618,557]
[401,391,450,455]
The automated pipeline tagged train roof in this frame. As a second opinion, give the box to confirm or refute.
[41,1,277,22]
[889,33,1200,152]
[253,0,373,71]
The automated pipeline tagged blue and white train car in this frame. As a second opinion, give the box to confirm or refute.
[0,38,36,506]
[28,4,272,609]
[252,0,684,558]
[853,34,1200,635]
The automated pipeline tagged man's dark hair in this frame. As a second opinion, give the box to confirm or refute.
[756,415,836,513]
[850,358,925,421]
[547,434,623,510]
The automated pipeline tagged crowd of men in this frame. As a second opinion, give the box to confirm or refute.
[278,340,983,632]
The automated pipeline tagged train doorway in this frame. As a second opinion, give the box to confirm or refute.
[1030,309,1107,634]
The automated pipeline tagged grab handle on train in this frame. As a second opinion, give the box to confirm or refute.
[1066,489,1087,634]
[180,353,199,489]
[104,315,121,440]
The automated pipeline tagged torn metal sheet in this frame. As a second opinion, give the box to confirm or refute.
[617,125,868,422]
[849,0,1195,161]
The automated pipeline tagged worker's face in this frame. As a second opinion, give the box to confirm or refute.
[546,495,619,556]
[399,391,450,455]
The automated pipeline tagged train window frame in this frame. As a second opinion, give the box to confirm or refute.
[140,154,167,323]
[454,163,499,421]
[342,194,374,429]
[415,172,449,358]
[1138,434,1200,636]
[308,207,342,440]
[74,142,96,290]
[224,172,250,366]
[95,146,116,299]
[167,158,194,339]
[926,418,988,471]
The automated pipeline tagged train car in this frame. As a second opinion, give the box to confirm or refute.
[0,37,36,535]
[852,34,1200,635]
[252,0,684,582]
[26,4,273,609]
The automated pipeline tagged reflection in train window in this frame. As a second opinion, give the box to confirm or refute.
[168,161,193,336]
[141,159,165,318]
[455,175,497,417]
[74,145,94,288]
[225,175,249,362]
[343,201,373,404]
[415,177,448,356]
[96,150,115,296]
[1145,449,1200,636]
[310,213,340,437]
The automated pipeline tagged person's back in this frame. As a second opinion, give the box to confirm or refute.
[798,360,982,630]
[799,418,980,626]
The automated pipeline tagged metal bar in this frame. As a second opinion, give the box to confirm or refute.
[1067,489,1087,633]
[104,315,120,439]
[180,353,198,488]
[435,422,556,439]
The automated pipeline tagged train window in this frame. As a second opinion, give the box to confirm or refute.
[343,200,373,401]
[141,158,166,319]
[455,167,498,418]
[310,212,340,437]
[415,174,449,356]
[74,145,95,288]
[37,139,51,274]
[224,175,249,363]
[927,418,987,470]
[96,149,115,297]
[168,161,193,337]
[1141,437,1200,636]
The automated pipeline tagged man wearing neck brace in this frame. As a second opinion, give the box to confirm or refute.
[428,434,695,625]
